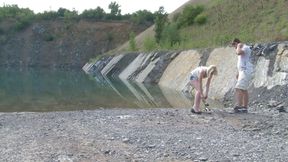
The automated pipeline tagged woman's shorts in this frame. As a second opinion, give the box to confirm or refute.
[189,75,198,81]
[235,70,253,90]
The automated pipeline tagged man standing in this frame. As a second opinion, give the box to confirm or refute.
[231,38,254,113]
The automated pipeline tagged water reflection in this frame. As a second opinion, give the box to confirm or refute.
[159,86,193,108]
[0,68,222,112]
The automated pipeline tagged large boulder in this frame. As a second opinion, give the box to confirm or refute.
[159,50,201,91]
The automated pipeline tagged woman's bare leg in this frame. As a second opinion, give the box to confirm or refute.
[191,80,201,112]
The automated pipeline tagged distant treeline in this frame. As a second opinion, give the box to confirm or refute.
[0,2,156,31]
[0,2,210,52]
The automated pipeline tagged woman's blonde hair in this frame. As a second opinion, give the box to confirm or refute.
[207,65,218,78]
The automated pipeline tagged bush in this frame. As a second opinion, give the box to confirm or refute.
[195,13,207,25]
[128,32,137,51]
[143,36,158,51]
[160,23,180,48]
[106,32,114,43]
[44,33,54,41]
[15,20,29,31]
[175,5,204,28]
[14,15,34,31]
[36,11,58,20]
[80,7,105,20]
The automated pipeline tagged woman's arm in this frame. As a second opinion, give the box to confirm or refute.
[205,75,212,98]
[199,69,205,98]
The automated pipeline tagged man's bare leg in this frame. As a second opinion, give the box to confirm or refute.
[235,88,244,107]
[242,90,248,108]
[234,89,248,113]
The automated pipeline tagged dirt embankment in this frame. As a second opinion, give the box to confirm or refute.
[0,107,287,162]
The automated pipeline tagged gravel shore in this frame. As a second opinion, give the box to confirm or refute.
[0,107,287,162]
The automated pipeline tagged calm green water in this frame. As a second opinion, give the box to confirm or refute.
[0,68,201,112]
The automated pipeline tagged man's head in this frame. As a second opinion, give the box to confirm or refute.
[231,38,241,48]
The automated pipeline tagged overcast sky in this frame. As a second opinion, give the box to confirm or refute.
[0,0,189,14]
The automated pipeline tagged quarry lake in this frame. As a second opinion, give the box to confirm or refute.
[0,68,209,112]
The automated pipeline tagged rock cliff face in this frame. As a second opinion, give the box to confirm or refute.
[0,20,147,68]
[83,41,288,106]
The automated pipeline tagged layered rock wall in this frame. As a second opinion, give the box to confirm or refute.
[83,41,288,105]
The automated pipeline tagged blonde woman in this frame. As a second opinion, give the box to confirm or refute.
[189,65,218,114]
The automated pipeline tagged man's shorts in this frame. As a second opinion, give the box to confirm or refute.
[235,70,253,90]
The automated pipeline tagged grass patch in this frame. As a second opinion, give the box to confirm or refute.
[172,0,288,48]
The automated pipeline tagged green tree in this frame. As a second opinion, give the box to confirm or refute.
[154,6,168,44]
[63,9,78,20]
[160,23,180,48]
[130,10,154,26]
[0,4,20,18]
[57,8,70,17]
[63,9,78,29]
[108,1,121,19]
[81,7,105,20]
[0,5,34,31]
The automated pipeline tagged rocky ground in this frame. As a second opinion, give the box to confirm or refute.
[0,106,287,162]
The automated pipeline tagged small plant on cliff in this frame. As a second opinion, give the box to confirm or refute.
[143,36,158,51]
[43,33,54,41]
[128,32,138,51]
